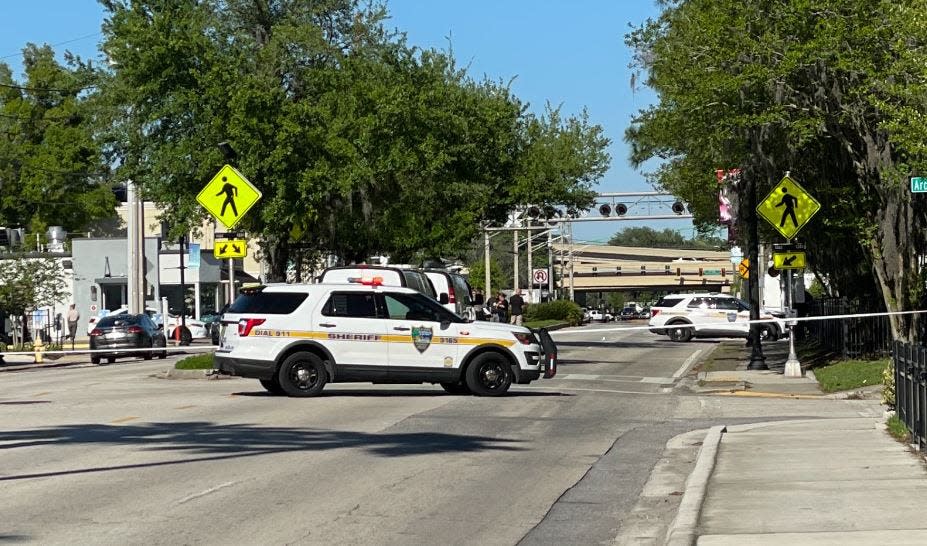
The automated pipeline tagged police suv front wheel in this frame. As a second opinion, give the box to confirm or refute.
[277,352,328,397]
[465,353,513,396]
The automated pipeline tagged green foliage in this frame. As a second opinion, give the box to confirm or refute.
[0,45,116,234]
[814,358,888,393]
[175,353,214,370]
[625,0,927,339]
[886,414,910,443]
[96,1,610,279]
[606,292,626,310]
[524,300,584,326]
[882,360,895,407]
[466,258,507,295]
[607,226,725,249]
[0,258,70,316]
[523,319,565,329]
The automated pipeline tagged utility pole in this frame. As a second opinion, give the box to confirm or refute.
[484,229,491,296]
[126,180,143,314]
[526,223,533,301]
[513,227,519,292]
[547,226,554,298]
[746,172,768,370]
[568,222,575,301]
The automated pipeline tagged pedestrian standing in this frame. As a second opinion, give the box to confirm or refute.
[509,289,525,326]
[67,304,80,349]
[494,293,509,323]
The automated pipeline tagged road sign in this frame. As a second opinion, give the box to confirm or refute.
[532,268,549,286]
[214,239,248,259]
[197,164,262,230]
[912,176,927,193]
[729,245,743,265]
[757,175,821,240]
[737,258,750,279]
[773,251,806,270]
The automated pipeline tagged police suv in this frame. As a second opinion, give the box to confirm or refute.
[214,278,554,396]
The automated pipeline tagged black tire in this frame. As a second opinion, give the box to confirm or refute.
[465,352,513,396]
[91,356,100,365]
[277,352,328,397]
[667,323,693,342]
[159,336,168,358]
[260,378,286,395]
[176,326,193,346]
[106,357,116,364]
[143,350,153,360]
[440,381,471,395]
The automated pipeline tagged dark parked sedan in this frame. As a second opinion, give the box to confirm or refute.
[89,313,167,364]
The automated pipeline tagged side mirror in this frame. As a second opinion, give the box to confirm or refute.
[439,293,450,305]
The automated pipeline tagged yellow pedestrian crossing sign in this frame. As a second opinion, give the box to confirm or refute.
[773,251,806,270]
[757,175,821,240]
[197,165,262,230]
[214,239,247,259]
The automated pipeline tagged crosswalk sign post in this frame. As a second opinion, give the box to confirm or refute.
[756,174,821,240]
[197,165,262,230]
[198,164,262,305]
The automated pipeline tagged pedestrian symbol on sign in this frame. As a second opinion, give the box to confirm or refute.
[216,177,239,217]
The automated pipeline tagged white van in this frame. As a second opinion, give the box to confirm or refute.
[318,266,437,299]
[423,269,474,317]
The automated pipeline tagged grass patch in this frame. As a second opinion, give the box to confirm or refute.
[814,358,888,393]
[175,353,214,370]
[524,319,567,329]
[887,414,911,443]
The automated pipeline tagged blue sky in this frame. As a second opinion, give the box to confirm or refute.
[0,0,695,242]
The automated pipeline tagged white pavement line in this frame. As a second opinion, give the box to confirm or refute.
[674,349,703,379]
[177,481,239,505]
[665,425,727,546]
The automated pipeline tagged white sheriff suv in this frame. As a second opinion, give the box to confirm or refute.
[214,279,553,397]
[648,292,785,342]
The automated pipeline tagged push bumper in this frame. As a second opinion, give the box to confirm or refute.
[214,353,276,380]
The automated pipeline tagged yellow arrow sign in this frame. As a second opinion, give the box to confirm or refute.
[773,251,806,270]
[197,165,262,230]
[214,239,248,259]
[737,258,750,279]
[757,175,821,240]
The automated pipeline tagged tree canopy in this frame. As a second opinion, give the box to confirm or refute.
[608,226,724,249]
[626,0,927,340]
[95,0,610,279]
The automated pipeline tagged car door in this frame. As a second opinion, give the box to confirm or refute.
[314,291,389,381]
[380,291,461,380]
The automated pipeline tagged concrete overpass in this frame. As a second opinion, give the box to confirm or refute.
[550,243,734,294]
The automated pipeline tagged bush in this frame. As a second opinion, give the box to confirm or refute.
[524,300,584,326]
[882,360,895,407]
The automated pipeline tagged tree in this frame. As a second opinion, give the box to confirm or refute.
[607,226,724,249]
[97,1,610,280]
[0,45,116,239]
[625,0,927,341]
[0,258,70,347]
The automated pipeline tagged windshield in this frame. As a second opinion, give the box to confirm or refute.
[383,291,464,323]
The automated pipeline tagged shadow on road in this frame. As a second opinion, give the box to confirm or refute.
[0,421,526,481]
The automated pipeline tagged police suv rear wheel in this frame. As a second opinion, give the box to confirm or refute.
[440,381,471,395]
[277,352,327,397]
[260,378,286,395]
[465,353,512,396]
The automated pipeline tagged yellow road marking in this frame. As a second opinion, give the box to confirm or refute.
[111,416,139,423]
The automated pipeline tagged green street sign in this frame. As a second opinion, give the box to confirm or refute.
[911,176,927,193]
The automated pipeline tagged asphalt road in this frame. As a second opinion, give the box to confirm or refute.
[1,323,881,545]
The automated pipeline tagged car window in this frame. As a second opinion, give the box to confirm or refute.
[713,298,741,311]
[687,297,708,308]
[229,291,308,314]
[451,275,472,305]
[321,292,379,318]
[98,315,138,328]
[655,296,685,308]
[383,292,462,323]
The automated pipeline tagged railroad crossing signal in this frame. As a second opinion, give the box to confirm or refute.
[757,174,821,240]
[773,251,806,270]
[532,268,549,286]
[214,239,247,259]
[737,258,750,279]
[197,165,262,230]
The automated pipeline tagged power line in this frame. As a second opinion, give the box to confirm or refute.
[0,32,102,60]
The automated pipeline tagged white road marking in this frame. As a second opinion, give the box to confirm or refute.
[177,481,239,505]
[673,349,703,379]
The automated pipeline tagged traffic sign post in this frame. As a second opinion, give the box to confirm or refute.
[214,239,248,259]
[757,174,821,240]
[773,251,806,270]
[197,165,262,230]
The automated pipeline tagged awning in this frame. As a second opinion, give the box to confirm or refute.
[94,276,128,285]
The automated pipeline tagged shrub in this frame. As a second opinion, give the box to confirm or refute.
[175,354,215,370]
[882,360,895,407]
[524,300,584,326]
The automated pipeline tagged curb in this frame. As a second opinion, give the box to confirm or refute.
[665,424,727,546]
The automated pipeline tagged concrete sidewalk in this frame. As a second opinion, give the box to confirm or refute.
[693,417,927,545]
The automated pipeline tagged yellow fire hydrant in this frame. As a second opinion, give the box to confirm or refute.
[34,335,44,364]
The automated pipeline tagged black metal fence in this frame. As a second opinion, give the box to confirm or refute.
[895,341,927,450]
[799,297,893,358]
